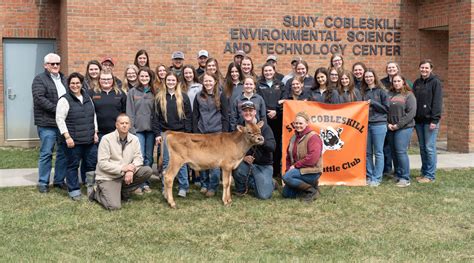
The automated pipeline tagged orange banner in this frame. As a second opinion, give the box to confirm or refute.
[282,100,369,186]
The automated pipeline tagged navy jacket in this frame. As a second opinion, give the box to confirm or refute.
[32,70,67,127]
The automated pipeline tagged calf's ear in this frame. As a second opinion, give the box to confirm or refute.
[256,121,264,128]
[236,125,245,132]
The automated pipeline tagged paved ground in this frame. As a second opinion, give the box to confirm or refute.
[0,152,473,188]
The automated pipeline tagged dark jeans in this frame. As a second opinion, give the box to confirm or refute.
[282,168,321,198]
[383,134,393,174]
[64,143,97,198]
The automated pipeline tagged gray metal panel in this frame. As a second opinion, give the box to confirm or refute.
[3,39,56,140]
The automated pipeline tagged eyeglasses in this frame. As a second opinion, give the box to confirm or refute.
[48,62,60,66]
[100,78,113,82]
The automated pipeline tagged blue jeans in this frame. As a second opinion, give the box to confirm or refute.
[387,127,414,182]
[282,168,320,198]
[366,124,387,183]
[64,143,97,197]
[200,169,220,192]
[161,135,189,191]
[232,162,274,199]
[415,123,439,180]
[80,133,104,183]
[136,131,155,167]
[383,135,393,174]
[37,126,67,186]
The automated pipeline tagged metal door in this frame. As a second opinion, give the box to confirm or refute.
[3,39,56,140]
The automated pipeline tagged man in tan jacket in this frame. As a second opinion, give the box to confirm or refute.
[89,113,152,210]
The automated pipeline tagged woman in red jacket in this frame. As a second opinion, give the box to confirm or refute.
[282,111,323,202]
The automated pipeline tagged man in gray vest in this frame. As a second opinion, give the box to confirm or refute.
[32,53,68,193]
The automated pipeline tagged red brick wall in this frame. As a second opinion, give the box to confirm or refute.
[417,0,474,152]
[1,0,473,152]
[0,0,60,147]
[62,0,418,78]
[418,30,449,141]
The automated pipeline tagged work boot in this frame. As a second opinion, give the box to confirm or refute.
[85,171,96,201]
[296,182,319,203]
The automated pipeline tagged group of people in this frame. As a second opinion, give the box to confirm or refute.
[32,49,442,209]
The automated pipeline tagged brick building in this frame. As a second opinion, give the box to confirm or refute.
[1,0,472,152]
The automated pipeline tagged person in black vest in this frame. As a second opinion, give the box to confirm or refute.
[32,53,68,193]
[56,72,98,201]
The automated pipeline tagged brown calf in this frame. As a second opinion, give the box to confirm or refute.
[161,121,264,208]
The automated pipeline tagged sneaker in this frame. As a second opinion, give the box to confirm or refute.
[205,191,215,197]
[142,185,152,193]
[200,187,208,194]
[417,177,434,183]
[133,187,144,195]
[71,195,82,201]
[178,189,187,198]
[395,180,411,188]
[367,181,380,187]
[38,185,49,193]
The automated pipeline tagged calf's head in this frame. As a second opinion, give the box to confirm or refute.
[237,121,265,146]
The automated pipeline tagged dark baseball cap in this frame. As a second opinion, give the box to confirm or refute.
[241,101,256,110]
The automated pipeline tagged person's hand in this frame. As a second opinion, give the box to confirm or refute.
[124,171,133,185]
[267,110,277,119]
[121,163,135,173]
[66,138,75,148]
[429,123,437,130]
[278,99,285,105]
[94,132,99,144]
[367,99,371,104]
[243,155,255,164]
[289,165,295,170]
[155,136,162,146]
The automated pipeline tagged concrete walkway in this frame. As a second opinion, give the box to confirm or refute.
[0,153,473,188]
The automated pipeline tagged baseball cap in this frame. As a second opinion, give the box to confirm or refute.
[241,101,256,110]
[198,50,209,58]
[101,56,115,65]
[291,56,302,64]
[266,55,277,62]
[172,51,185,60]
[234,50,246,57]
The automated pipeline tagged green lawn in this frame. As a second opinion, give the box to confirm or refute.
[0,169,472,261]
[0,147,39,168]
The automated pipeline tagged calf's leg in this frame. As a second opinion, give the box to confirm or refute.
[221,168,233,206]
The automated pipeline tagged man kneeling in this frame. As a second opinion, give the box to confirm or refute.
[232,101,276,199]
[89,113,152,210]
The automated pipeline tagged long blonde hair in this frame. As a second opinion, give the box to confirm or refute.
[122,64,139,94]
[155,71,186,123]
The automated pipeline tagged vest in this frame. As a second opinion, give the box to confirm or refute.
[288,131,323,174]
[63,92,95,144]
